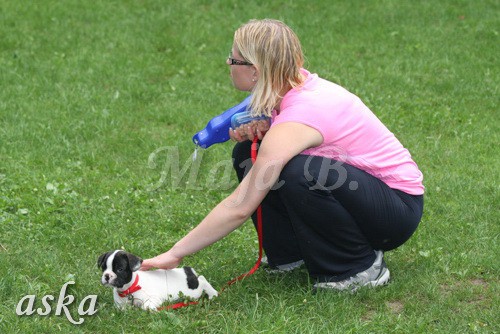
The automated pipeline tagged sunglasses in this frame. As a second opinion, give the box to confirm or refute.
[227,53,253,66]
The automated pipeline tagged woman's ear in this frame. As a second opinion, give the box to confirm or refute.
[252,66,260,82]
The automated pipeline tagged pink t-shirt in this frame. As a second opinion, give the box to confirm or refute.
[271,69,424,195]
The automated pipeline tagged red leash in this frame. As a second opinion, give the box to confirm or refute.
[159,137,263,311]
[160,301,199,310]
[222,137,263,290]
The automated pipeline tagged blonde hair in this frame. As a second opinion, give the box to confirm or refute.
[234,19,304,117]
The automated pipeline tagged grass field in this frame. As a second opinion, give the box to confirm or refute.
[0,0,498,333]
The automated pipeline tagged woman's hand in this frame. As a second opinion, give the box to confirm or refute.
[229,119,270,142]
[140,251,182,270]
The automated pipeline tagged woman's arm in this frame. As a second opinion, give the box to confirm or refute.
[141,122,323,270]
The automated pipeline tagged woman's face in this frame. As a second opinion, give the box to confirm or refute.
[227,46,257,91]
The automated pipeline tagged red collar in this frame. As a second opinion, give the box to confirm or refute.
[118,275,142,298]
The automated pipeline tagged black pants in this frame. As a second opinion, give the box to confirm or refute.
[232,141,424,282]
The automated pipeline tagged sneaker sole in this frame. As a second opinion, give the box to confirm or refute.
[264,260,304,274]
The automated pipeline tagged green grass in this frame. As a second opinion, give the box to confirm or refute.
[0,0,498,333]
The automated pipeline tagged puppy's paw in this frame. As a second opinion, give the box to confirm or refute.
[207,291,218,299]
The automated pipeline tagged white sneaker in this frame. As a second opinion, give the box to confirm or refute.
[262,256,304,273]
[313,250,390,292]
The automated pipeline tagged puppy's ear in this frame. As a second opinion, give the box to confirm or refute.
[97,251,112,270]
[126,253,143,272]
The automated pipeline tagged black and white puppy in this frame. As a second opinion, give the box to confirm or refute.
[97,250,218,310]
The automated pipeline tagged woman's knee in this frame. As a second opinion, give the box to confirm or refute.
[232,141,251,165]
[232,141,253,180]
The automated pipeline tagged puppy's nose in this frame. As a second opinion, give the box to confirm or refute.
[104,274,110,282]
